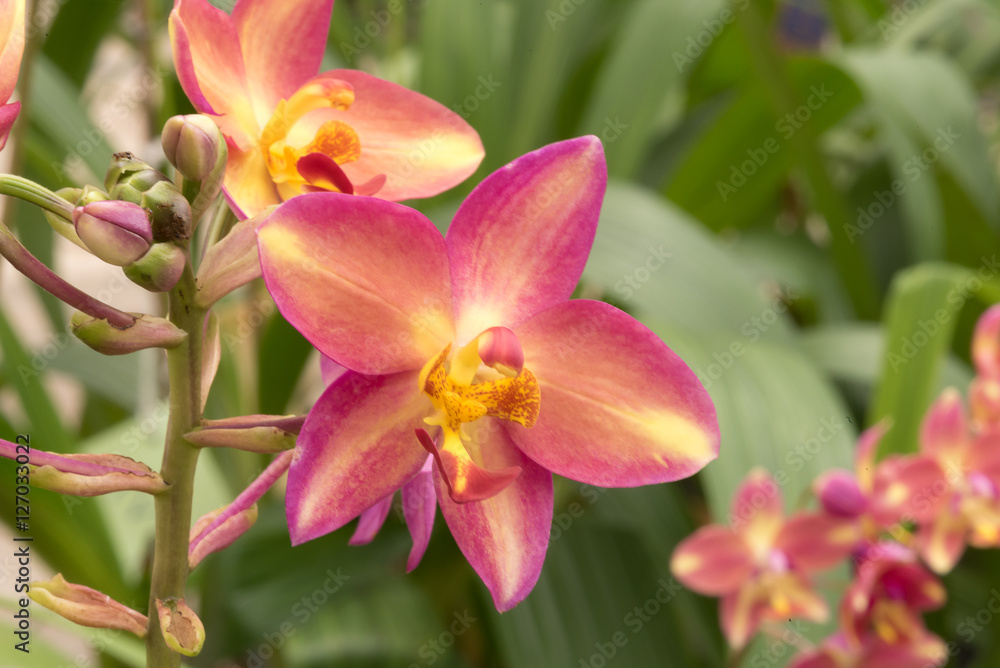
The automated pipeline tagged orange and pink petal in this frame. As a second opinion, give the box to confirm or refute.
[401,456,436,572]
[510,299,718,487]
[670,525,754,596]
[447,136,606,342]
[285,370,431,545]
[435,420,552,612]
[257,192,455,375]
[776,513,861,572]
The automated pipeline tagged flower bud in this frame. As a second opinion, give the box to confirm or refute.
[155,598,205,657]
[189,504,259,570]
[71,311,187,355]
[105,152,193,243]
[162,114,223,181]
[30,574,147,637]
[814,469,867,518]
[124,243,187,292]
[184,424,297,453]
[73,200,153,266]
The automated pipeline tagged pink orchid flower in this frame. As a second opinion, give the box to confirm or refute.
[788,630,947,668]
[671,469,859,649]
[256,136,720,610]
[0,0,24,150]
[813,423,943,541]
[169,0,484,218]
[840,542,945,651]
[908,389,1000,573]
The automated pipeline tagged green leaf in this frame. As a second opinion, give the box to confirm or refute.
[42,0,128,87]
[578,0,725,177]
[869,263,973,456]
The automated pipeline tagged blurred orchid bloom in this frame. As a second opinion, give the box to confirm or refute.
[971,304,1000,428]
[909,389,1000,573]
[841,542,945,651]
[788,630,947,668]
[0,0,25,150]
[169,0,484,218]
[671,469,859,649]
[814,423,943,541]
[257,137,720,610]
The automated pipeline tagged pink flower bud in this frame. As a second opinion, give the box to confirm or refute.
[477,326,524,377]
[155,598,205,657]
[162,114,223,181]
[29,574,147,637]
[73,200,153,266]
[814,469,867,518]
[188,504,259,569]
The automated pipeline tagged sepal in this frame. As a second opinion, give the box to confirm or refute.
[155,598,205,657]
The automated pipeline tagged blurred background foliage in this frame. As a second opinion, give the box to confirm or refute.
[2,0,1000,665]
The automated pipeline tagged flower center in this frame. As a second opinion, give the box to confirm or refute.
[258,77,371,199]
[415,328,540,503]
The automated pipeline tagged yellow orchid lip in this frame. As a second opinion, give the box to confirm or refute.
[416,332,540,503]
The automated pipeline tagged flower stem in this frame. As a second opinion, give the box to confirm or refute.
[146,262,204,667]
[0,222,136,328]
[0,174,75,220]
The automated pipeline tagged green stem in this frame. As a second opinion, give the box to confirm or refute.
[0,174,75,220]
[737,4,880,320]
[146,264,204,668]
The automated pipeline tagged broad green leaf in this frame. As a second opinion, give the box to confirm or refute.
[578,0,725,177]
[869,263,973,456]
[43,0,128,87]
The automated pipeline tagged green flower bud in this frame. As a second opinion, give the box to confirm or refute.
[71,311,187,355]
[124,242,187,292]
[162,115,223,181]
[104,152,193,244]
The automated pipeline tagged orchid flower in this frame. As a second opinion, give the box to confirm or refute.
[813,424,942,542]
[671,469,859,649]
[0,0,25,150]
[169,0,484,218]
[256,136,720,610]
[788,630,947,668]
[840,542,945,651]
[909,389,1000,573]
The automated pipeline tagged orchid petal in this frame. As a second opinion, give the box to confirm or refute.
[919,388,968,458]
[286,370,431,545]
[169,0,257,144]
[320,354,347,386]
[776,513,861,572]
[349,494,393,546]
[416,428,521,503]
[0,101,19,151]
[258,192,455,375]
[973,304,1000,378]
[293,69,484,202]
[729,468,784,549]
[855,421,889,492]
[871,455,947,526]
[511,300,718,487]
[916,504,967,574]
[436,420,552,611]
[401,456,436,572]
[0,0,24,104]
[670,525,754,596]
[232,0,333,125]
[221,145,280,221]
[447,136,606,341]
